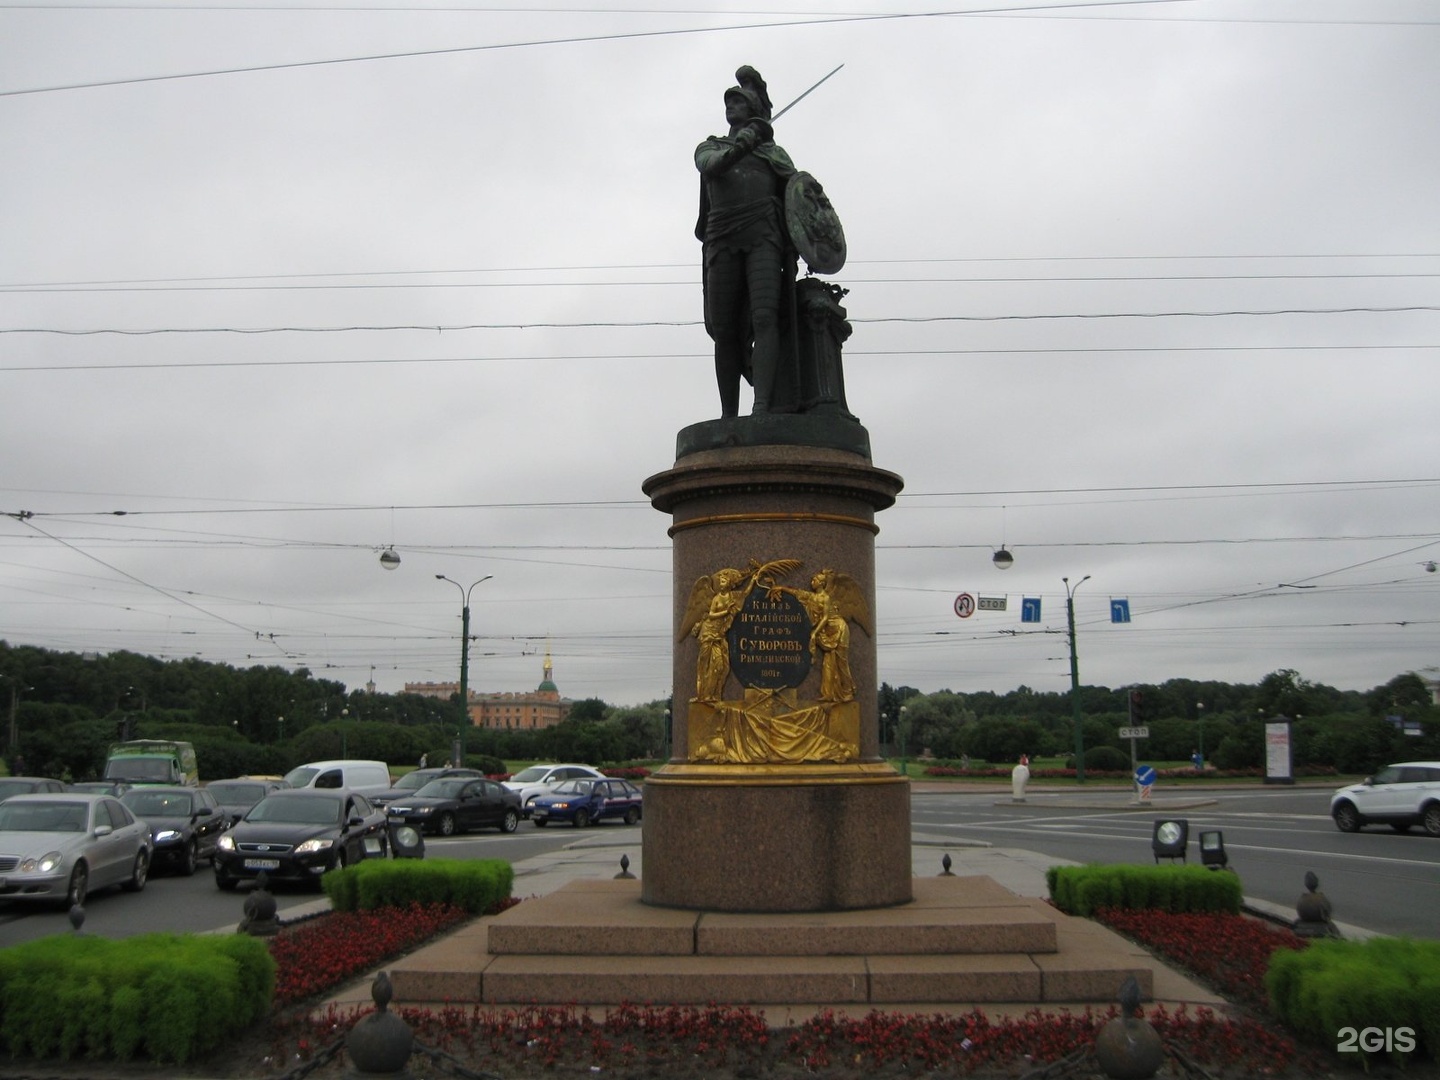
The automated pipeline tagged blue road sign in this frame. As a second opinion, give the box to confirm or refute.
[1135,764,1156,786]
[1111,599,1131,623]
[1021,597,1042,623]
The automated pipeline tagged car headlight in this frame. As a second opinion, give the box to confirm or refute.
[411,806,433,815]
[294,838,335,855]
[155,829,182,843]
[553,802,570,810]
[20,851,64,874]
[218,834,236,851]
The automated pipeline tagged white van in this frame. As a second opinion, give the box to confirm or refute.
[283,760,393,800]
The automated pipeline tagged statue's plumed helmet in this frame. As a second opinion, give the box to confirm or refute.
[724,65,773,121]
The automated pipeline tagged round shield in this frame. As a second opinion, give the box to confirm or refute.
[785,171,846,275]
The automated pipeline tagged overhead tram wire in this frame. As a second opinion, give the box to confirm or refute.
[6,476,1438,518]
[4,250,1437,291]
[0,1,1189,98]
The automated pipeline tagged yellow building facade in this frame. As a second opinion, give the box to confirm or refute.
[404,652,571,731]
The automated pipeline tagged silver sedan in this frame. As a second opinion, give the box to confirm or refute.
[0,793,152,908]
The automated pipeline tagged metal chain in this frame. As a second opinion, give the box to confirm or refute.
[1166,1044,1221,1080]
[410,1040,509,1080]
[270,1033,348,1080]
[1016,1046,1094,1080]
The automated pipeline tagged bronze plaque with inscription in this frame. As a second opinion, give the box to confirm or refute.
[727,587,812,690]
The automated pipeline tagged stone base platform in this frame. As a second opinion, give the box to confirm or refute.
[383,875,1168,1009]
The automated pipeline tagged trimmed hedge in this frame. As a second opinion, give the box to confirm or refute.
[321,856,514,913]
[1046,863,1242,917]
[1266,936,1440,1066]
[0,932,273,1064]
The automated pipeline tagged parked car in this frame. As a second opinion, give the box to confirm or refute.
[0,793,151,907]
[530,778,644,829]
[67,781,132,797]
[283,759,394,800]
[1330,761,1440,835]
[371,767,483,807]
[0,777,68,802]
[120,785,226,875]
[205,777,290,827]
[385,777,521,836]
[213,788,388,891]
[502,764,607,816]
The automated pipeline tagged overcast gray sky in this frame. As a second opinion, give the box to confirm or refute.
[2,1,1437,708]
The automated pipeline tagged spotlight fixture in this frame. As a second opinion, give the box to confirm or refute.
[388,822,426,859]
[379,547,401,570]
[992,546,1014,570]
[1151,818,1189,863]
[1199,830,1228,870]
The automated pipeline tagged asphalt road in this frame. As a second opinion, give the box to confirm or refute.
[0,826,583,947]
[3,786,1435,945]
[913,784,1440,940]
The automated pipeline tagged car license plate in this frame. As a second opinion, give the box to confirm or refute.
[244,858,281,870]
[532,809,548,820]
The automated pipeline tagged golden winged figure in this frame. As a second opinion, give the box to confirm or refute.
[679,559,803,701]
[785,568,869,703]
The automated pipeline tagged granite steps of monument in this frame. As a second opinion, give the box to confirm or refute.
[374,876,1195,1010]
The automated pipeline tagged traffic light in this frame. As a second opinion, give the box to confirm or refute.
[1129,690,1148,725]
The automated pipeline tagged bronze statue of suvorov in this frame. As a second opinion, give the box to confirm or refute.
[696,66,849,420]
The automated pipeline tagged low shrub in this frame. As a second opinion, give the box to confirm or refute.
[1046,864,1242,917]
[322,857,513,913]
[1266,936,1440,1066]
[0,932,273,1064]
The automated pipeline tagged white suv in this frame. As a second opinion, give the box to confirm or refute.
[1330,761,1440,835]
[503,764,606,817]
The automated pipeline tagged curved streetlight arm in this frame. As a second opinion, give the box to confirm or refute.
[436,574,493,765]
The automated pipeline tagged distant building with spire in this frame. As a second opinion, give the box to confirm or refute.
[404,647,571,730]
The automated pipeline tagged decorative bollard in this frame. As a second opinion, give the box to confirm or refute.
[238,870,280,936]
[1294,870,1340,938]
[345,972,414,1078]
[1093,975,1164,1080]
[614,853,636,880]
[940,853,955,876]
[1011,759,1030,802]
[68,903,86,934]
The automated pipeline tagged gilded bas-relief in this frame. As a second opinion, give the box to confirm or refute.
[679,559,869,763]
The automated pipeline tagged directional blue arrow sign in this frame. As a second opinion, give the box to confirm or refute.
[1135,764,1156,786]
[1111,599,1131,623]
[1021,597,1042,623]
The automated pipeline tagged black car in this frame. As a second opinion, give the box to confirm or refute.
[120,785,225,876]
[385,777,521,836]
[213,788,388,890]
[205,777,289,827]
[370,766,483,807]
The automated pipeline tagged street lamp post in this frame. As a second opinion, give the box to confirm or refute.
[1196,702,1205,766]
[436,574,493,767]
[3,677,30,759]
[898,705,909,778]
[1064,575,1091,783]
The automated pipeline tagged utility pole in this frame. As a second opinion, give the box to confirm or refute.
[1064,575,1091,783]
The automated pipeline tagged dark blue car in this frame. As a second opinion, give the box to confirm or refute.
[530,778,643,828]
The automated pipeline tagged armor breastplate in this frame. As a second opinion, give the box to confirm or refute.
[708,151,779,209]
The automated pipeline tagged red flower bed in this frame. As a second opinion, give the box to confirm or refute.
[278,1000,1304,1076]
[267,902,470,1007]
[1094,907,1309,1014]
